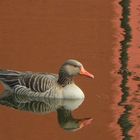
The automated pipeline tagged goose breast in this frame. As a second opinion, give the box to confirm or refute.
[62,84,85,99]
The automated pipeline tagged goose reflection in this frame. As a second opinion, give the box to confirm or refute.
[0,90,93,132]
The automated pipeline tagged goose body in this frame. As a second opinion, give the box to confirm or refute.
[0,59,94,99]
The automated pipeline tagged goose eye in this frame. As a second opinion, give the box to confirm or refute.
[73,65,77,68]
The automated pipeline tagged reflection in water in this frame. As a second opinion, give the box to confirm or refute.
[117,0,133,139]
[0,90,93,132]
[117,0,140,139]
[127,0,140,139]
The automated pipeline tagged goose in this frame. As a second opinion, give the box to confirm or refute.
[0,59,94,99]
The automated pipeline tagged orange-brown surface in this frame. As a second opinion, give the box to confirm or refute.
[127,0,140,139]
[0,0,124,140]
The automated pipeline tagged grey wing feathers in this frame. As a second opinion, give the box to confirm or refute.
[20,73,58,92]
[0,69,58,92]
[14,85,46,102]
[0,69,22,88]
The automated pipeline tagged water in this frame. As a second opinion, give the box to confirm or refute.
[0,93,93,131]
[0,0,140,140]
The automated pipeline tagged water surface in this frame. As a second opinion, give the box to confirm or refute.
[0,0,139,140]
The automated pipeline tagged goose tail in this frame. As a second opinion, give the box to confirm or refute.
[0,69,22,88]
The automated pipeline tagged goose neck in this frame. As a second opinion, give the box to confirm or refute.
[57,71,73,87]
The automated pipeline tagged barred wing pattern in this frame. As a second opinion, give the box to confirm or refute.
[18,73,58,92]
[0,70,61,98]
[14,85,62,101]
[0,70,58,92]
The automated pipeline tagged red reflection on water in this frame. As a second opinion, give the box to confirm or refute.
[127,0,140,139]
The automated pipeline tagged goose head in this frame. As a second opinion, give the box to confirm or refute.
[59,59,94,79]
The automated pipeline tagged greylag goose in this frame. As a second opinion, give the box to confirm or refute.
[0,59,94,99]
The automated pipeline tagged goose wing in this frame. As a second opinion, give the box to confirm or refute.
[0,70,58,92]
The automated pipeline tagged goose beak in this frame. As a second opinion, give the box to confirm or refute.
[80,67,94,79]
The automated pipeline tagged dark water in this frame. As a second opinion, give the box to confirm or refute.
[0,0,139,140]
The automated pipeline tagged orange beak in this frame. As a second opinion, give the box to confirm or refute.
[80,67,94,79]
